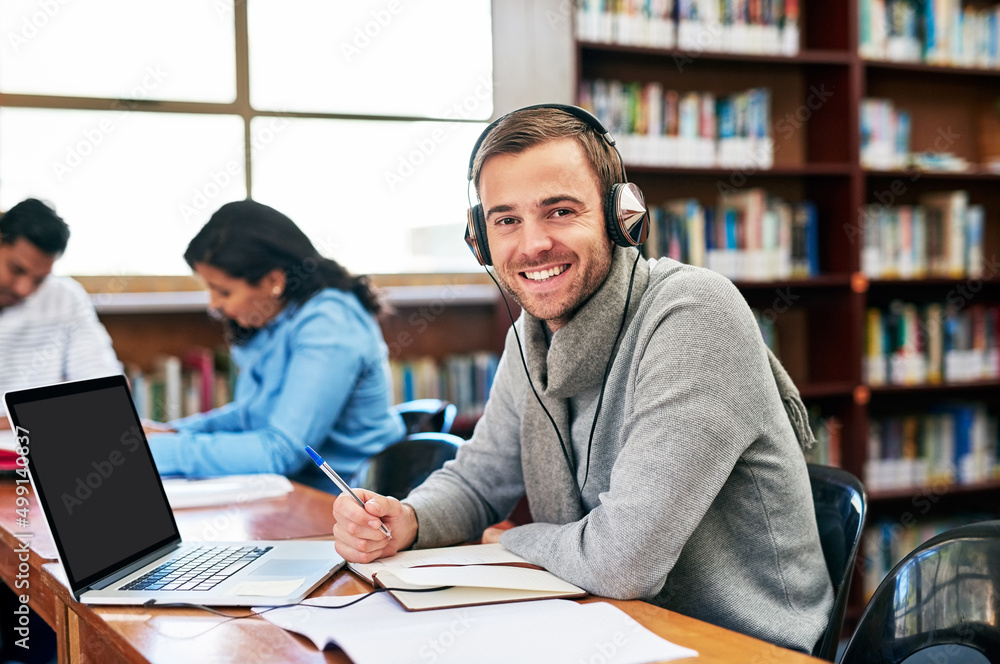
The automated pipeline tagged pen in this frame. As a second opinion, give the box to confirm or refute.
[305,446,392,539]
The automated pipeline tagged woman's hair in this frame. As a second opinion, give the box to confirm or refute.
[185,199,382,342]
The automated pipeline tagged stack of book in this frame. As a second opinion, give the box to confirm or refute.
[864,402,999,491]
[860,191,986,279]
[575,0,801,55]
[390,353,500,420]
[859,0,1000,68]
[128,347,234,422]
[579,80,773,169]
[646,189,819,280]
[864,301,1000,386]
[805,406,844,468]
[860,98,912,170]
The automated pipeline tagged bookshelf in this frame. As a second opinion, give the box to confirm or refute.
[574,0,1000,628]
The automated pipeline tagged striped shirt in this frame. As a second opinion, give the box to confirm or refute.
[0,275,121,394]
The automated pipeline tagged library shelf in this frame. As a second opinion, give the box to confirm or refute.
[868,380,1000,396]
[733,275,853,291]
[798,382,857,399]
[863,169,1000,181]
[626,164,855,177]
[863,59,1000,79]
[579,41,853,66]
[867,478,1000,504]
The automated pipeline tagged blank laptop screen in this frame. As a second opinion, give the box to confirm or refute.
[8,378,179,589]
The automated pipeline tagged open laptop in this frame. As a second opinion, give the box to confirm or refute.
[3,374,344,606]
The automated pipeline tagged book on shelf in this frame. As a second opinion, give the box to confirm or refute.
[390,353,499,420]
[864,301,1000,386]
[863,401,999,492]
[644,188,817,281]
[579,79,773,169]
[859,0,1000,68]
[576,0,799,54]
[805,406,842,468]
[860,191,985,279]
[128,347,233,422]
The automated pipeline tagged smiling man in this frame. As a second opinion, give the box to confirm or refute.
[0,198,121,395]
[332,106,834,653]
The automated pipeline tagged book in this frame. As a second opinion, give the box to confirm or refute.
[347,543,587,611]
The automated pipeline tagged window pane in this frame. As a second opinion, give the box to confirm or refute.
[0,108,246,275]
[249,117,486,275]
[248,0,493,119]
[0,0,235,102]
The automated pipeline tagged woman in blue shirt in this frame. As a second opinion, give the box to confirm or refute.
[147,200,406,490]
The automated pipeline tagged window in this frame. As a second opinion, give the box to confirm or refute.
[0,0,493,276]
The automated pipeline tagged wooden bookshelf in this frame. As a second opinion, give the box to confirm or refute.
[575,0,1000,631]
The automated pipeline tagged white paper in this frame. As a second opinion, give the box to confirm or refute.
[256,595,698,664]
[392,565,584,594]
[162,474,293,508]
[231,577,305,597]
[348,542,526,583]
[0,429,17,452]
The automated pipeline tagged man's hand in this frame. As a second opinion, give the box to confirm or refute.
[332,489,418,563]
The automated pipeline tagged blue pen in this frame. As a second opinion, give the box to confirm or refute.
[306,446,392,539]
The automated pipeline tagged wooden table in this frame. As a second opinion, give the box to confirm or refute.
[0,480,824,663]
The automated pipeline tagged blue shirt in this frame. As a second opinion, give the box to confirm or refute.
[148,288,406,489]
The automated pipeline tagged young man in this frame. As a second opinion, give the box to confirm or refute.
[0,198,121,395]
[332,106,834,652]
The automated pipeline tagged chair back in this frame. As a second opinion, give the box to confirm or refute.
[807,463,867,661]
[350,432,464,499]
[840,520,1000,664]
[391,399,457,435]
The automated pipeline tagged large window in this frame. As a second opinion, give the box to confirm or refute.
[0,0,493,276]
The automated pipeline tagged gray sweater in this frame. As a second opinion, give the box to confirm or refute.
[404,246,834,652]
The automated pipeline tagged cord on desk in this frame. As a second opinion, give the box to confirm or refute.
[140,585,454,639]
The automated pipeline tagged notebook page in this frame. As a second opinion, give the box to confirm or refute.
[348,542,526,582]
[392,565,584,593]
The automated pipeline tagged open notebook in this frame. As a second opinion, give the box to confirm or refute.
[348,543,587,611]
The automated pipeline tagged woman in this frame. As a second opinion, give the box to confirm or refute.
[146,199,405,490]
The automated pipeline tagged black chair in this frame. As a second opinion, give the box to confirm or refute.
[391,398,457,435]
[808,463,867,661]
[350,432,464,499]
[840,520,1000,664]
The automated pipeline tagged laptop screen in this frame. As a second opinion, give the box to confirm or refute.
[5,376,180,591]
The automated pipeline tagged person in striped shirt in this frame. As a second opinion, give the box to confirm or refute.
[0,198,121,400]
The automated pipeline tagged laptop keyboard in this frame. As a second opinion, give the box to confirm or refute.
[121,545,273,592]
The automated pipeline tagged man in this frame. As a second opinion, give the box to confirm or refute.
[0,198,121,397]
[332,106,834,653]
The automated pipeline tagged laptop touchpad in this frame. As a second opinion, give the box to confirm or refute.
[250,559,331,577]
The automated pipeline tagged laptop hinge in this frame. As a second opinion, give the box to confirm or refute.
[85,541,182,592]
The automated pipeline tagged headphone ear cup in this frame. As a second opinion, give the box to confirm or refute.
[464,205,492,266]
[604,182,649,247]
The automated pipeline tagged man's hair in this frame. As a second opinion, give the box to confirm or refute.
[0,198,70,255]
[471,107,623,201]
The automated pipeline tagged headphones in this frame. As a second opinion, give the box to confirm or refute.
[464,103,649,266]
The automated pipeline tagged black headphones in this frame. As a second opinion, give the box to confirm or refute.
[464,103,649,266]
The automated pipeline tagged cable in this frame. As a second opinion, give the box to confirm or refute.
[140,584,453,639]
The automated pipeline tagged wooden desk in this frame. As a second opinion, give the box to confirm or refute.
[0,480,823,663]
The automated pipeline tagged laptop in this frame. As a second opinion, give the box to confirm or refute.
[3,374,344,606]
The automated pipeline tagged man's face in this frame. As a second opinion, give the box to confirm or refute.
[0,237,58,309]
[479,137,613,332]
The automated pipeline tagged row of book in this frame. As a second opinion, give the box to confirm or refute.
[864,402,999,491]
[579,80,773,168]
[862,514,997,600]
[646,189,819,280]
[865,302,1000,387]
[576,0,801,55]
[127,348,235,423]
[860,191,986,279]
[859,0,1000,69]
[860,98,911,171]
[389,353,500,420]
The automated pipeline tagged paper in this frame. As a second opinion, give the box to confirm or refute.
[0,429,17,452]
[232,577,305,597]
[348,542,527,583]
[392,565,584,593]
[162,474,294,508]
[256,594,698,664]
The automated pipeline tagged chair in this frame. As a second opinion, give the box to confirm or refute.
[391,398,458,435]
[350,432,464,498]
[807,463,867,661]
[839,520,1000,664]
